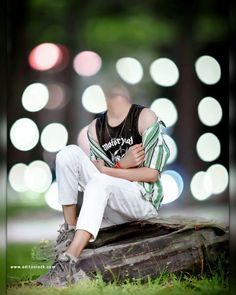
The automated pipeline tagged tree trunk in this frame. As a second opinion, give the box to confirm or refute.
[33,216,229,282]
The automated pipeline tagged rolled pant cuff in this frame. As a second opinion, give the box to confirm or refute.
[58,201,78,206]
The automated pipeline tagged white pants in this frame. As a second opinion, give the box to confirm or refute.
[56,145,158,241]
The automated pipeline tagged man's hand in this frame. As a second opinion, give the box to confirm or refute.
[92,159,105,172]
[119,144,145,169]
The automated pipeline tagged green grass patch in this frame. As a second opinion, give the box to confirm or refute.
[7,243,229,295]
[7,243,53,286]
[7,203,51,218]
[7,274,229,295]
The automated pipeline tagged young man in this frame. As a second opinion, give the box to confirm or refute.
[36,84,170,287]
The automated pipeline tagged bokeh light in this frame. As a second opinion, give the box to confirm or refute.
[206,164,228,194]
[40,123,68,152]
[162,170,184,204]
[82,85,107,113]
[198,96,223,126]
[116,57,143,84]
[8,163,28,192]
[196,133,221,162]
[190,171,212,201]
[150,58,179,87]
[25,160,52,193]
[45,83,67,110]
[163,134,177,164]
[195,55,221,85]
[28,43,62,71]
[150,98,178,127]
[45,182,62,211]
[10,118,39,151]
[77,125,90,156]
[22,83,49,112]
[73,51,102,76]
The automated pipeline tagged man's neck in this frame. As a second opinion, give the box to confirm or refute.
[106,96,132,126]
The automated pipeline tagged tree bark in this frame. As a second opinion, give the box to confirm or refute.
[33,216,229,282]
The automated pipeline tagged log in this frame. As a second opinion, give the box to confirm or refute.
[79,217,228,281]
[33,216,229,282]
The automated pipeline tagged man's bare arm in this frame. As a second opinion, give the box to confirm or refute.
[88,119,98,142]
[88,110,159,183]
[138,108,158,135]
[101,165,159,183]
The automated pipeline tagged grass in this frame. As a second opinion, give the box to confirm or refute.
[6,243,229,295]
[7,243,53,285]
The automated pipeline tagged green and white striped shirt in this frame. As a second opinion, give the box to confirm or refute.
[87,119,170,210]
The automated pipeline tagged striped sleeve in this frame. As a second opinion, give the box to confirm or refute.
[142,120,170,172]
[87,131,114,167]
[89,147,98,161]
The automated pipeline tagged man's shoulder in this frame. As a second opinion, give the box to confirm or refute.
[88,118,97,129]
[139,107,157,119]
[138,108,158,135]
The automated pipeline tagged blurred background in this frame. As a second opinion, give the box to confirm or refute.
[6,0,229,247]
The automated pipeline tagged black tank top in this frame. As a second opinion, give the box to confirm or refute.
[95,104,146,163]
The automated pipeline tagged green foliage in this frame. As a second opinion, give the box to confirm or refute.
[194,15,228,44]
[31,240,56,261]
[83,15,178,56]
[24,0,227,54]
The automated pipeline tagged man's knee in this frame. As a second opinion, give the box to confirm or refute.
[56,145,83,167]
[87,173,115,196]
[91,173,109,184]
[85,173,109,191]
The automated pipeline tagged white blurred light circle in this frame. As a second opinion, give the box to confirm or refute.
[206,164,228,194]
[198,97,222,126]
[190,171,212,201]
[45,182,62,211]
[150,98,178,127]
[8,163,28,192]
[163,134,177,164]
[28,43,62,71]
[73,51,102,76]
[24,160,52,193]
[41,123,68,152]
[162,170,184,204]
[82,85,107,113]
[22,83,49,112]
[10,118,39,151]
[116,57,143,84]
[196,133,221,162]
[195,55,221,85]
[150,58,179,87]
